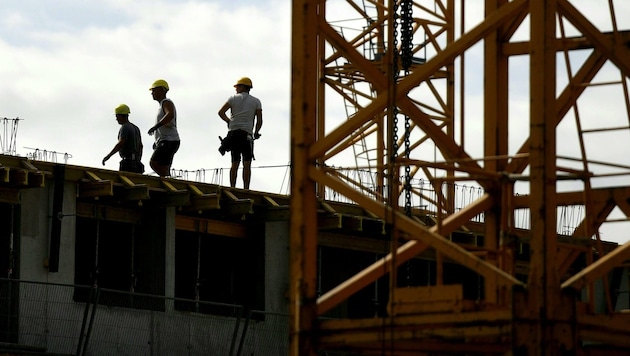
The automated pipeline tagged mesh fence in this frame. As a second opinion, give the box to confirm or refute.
[0,279,87,354]
[235,310,289,356]
[0,279,255,356]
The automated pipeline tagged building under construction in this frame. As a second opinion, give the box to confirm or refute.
[2,0,630,355]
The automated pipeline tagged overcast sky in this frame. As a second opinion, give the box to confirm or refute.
[2,1,630,243]
[0,0,291,193]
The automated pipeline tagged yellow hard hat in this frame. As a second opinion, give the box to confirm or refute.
[114,104,131,115]
[150,79,169,91]
[234,77,253,88]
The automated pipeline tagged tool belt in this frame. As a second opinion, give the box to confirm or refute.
[120,155,144,174]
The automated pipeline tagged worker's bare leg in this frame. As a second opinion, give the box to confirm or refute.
[230,161,240,188]
[243,161,252,189]
[150,160,171,177]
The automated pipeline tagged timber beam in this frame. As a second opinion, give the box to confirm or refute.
[221,189,254,216]
[9,169,28,187]
[0,166,8,183]
[118,174,150,202]
[184,183,221,212]
[261,195,290,221]
[318,213,386,234]
[0,187,20,204]
[76,202,142,224]
[175,215,247,238]
[79,171,113,199]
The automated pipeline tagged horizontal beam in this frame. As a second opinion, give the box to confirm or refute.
[313,168,523,315]
[175,215,247,238]
[562,242,630,291]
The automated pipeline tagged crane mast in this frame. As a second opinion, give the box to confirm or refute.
[291,0,630,354]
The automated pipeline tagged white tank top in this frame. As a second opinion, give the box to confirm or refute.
[155,98,180,141]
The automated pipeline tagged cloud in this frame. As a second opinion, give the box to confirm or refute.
[2,1,630,243]
[0,0,291,193]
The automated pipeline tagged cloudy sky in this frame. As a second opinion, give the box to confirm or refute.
[2,1,630,243]
[0,0,291,193]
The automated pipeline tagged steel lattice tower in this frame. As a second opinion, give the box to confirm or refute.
[290,0,630,354]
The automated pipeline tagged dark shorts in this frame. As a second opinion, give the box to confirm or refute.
[151,140,180,165]
[119,159,145,174]
[230,130,253,163]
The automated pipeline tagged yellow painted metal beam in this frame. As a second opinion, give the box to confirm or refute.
[562,242,630,291]
[314,168,522,315]
[289,0,320,353]
[309,0,527,161]
[577,313,630,342]
[558,0,630,77]
[388,284,464,315]
[506,50,607,174]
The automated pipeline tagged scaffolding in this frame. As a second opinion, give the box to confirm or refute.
[0,118,20,156]
[290,0,630,354]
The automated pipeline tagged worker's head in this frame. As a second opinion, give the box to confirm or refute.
[234,77,253,91]
[150,79,169,91]
[114,104,131,116]
[114,104,130,124]
[150,79,169,100]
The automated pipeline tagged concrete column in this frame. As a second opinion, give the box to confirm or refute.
[164,206,176,312]
[51,181,77,284]
[265,220,290,314]
[18,187,48,281]
[19,181,76,284]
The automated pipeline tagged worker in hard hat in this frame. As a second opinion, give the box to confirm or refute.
[102,104,144,173]
[147,79,180,177]
[218,76,263,189]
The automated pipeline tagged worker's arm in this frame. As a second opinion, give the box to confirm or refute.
[254,109,263,138]
[218,102,231,128]
[102,137,127,165]
[148,100,176,135]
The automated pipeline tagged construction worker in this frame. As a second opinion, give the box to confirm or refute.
[218,77,263,189]
[147,79,180,177]
[102,104,144,173]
